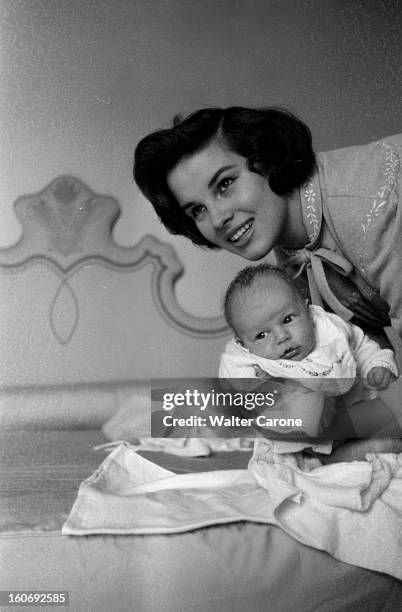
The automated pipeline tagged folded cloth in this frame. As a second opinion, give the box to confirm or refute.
[63,442,402,579]
[62,443,273,534]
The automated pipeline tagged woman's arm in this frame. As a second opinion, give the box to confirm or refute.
[363,169,402,340]
[323,135,402,341]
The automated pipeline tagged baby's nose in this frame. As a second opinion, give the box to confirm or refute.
[275,327,290,343]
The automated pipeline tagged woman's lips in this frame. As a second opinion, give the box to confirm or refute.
[228,219,254,243]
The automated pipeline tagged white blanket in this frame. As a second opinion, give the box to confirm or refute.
[63,443,402,580]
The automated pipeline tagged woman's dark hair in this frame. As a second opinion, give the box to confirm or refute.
[134,106,316,248]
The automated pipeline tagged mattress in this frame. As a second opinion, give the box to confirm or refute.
[1,429,401,612]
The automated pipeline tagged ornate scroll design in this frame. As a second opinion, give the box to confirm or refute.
[0,176,229,343]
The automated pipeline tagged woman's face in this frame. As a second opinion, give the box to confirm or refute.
[167,140,289,260]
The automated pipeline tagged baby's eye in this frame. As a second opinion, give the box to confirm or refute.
[283,315,294,324]
[189,204,206,220]
[255,331,269,340]
[217,177,234,195]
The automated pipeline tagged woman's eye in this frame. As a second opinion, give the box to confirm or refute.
[190,204,206,220]
[218,177,234,195]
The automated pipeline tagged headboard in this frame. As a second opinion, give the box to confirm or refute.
[0,176,232,428]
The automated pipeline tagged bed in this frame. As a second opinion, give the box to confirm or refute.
[0,176,401,612]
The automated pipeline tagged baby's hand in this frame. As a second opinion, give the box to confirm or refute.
[366,367,394,390]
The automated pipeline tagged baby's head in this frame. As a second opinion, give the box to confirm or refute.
[224,265,315,361]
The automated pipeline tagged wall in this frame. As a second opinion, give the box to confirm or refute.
[1,0,401,382]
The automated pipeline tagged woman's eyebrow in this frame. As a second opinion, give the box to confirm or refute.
[208,165,236,189]
[180,164,237,211]
[181,200,199,212]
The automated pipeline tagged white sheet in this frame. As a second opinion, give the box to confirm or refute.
[63,442,402,579]
[2,429,401,612]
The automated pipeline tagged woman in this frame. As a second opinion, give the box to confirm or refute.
[134,107,402,345]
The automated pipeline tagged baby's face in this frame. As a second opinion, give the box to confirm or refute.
[232,279,315,361]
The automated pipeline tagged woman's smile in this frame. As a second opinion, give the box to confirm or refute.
[228,219,254,243]
[167,140,298,260]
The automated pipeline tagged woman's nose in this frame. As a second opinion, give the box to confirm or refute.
[208,201,233,229]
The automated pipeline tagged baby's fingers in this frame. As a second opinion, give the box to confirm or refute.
[367,367,392,389]
[377,371,393,389]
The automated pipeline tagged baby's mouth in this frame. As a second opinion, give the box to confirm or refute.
[282,347,299,360]
[228,220,253,243]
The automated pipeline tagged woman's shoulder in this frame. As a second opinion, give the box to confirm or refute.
[320,133,402,158]
[378,133,402,150]
[317,134,400,199]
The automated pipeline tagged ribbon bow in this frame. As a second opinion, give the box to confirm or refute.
[285,248,354,320]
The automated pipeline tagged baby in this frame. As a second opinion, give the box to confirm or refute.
[219,264,400,461]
